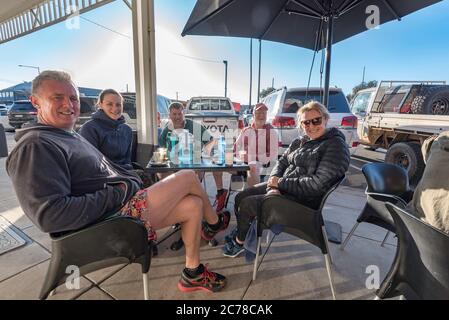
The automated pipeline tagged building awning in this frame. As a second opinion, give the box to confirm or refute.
[0,0,114,45]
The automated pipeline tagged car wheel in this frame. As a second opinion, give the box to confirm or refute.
[385,142,425,185]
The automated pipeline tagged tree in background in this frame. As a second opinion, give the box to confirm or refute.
[259,87,276,100]
[346,80,378,102]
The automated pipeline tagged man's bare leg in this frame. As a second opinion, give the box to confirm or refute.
[145,170,219,225]
[149,194,202,268]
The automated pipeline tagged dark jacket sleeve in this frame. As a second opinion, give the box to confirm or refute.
[270,139,299,178]
[278,137,350,200]
[78,121,101,149]
[6,139,126,233]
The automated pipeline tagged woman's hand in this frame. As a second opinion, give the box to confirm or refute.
[267,176,279,188]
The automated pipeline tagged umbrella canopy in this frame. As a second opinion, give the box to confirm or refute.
[182,0,442,106]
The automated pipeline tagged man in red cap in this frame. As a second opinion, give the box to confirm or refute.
[234,103,279,186]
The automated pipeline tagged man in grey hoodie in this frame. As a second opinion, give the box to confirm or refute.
[6,70,231,293]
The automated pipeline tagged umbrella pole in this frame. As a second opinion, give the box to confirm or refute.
[249,38,252,107]
[257,39,262,103]
[323,14,334,108]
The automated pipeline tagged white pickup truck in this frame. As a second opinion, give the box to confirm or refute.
[350,80,449,184]
[184,96,242,140]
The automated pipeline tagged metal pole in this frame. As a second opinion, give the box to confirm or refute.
[272,77,274,88]
[249,38,252,107]
[323,15,334,108]
[223,60,228,97]
[362,66,366,85]
[257,39,262,103]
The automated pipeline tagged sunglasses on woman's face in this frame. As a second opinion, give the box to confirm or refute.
[301,116,323,126]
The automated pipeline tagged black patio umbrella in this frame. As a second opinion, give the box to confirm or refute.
[182,0,442,107]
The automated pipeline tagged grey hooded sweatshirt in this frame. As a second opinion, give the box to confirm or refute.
[6,123,142,233]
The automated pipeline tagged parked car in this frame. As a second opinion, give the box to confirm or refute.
[242,105,254,126]
[0,104,9,116]
[262,87,358,155]
[121,93,171,130]
[7,100,37,129]
[351,80,449,184]
[184,96,244,140]
[75,93,171,131]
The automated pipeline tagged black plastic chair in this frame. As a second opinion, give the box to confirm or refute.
[39,215,152,300]
[340,163,413,250]
[375,203,449,300]
[252,176,345,300]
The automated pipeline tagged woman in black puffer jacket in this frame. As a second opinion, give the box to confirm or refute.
[223,101,350,257]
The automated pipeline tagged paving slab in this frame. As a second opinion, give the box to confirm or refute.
[0,208,34,230]
[0,260,93,300]
[77,286,114,300]
[22,225,52,253]
[244,233,395,300]
[85,264,128,285]
[323,204,397,246]
[0,242,51,282]
[99,230,255,300]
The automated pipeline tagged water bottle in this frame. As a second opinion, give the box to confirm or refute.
[193,139,202,164]
[169,133,179,164]
[217,135,225,165]
[188,133,194,164]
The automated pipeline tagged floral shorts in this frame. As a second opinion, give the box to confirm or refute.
[120,189,157,241]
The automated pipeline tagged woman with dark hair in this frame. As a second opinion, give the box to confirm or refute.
[79,89,133,170]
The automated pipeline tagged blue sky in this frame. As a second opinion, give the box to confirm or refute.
[0,0,448,103]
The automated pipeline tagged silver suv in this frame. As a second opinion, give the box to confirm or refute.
[262,87,358,155]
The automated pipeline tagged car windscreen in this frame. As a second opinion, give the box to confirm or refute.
[10,102,35,111]
[350,91,373,115]
[282,91,350,113]
[189,99,232,111]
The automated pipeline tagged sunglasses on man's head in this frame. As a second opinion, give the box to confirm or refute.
[301,116,323,126]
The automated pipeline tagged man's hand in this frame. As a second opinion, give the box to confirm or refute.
[267,176,279,188]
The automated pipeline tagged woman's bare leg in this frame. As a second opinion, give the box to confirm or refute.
[150,195,202,268]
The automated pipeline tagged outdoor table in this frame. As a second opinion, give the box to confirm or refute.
[145,159,250,250]
[145,160,342,247]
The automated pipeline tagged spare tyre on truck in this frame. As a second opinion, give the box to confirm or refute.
[411,86,449,115]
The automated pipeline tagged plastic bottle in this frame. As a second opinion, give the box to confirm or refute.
[217,135,225,165]
[169,133,179,164]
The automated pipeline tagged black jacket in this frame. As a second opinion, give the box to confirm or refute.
[79,110,133,170]
[6,123,142,233]
[270,127,350,209]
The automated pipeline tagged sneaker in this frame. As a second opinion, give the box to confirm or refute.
[222,238,245,258]
[201,210,230,241]
[178,264,226,293]
[215,190,228,212]
[224,227,238,245]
